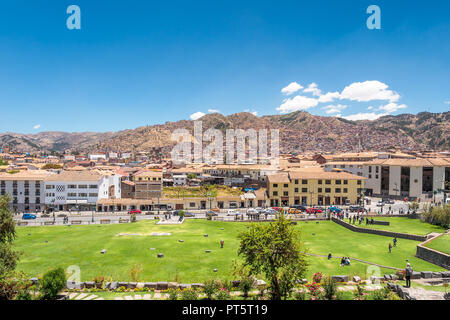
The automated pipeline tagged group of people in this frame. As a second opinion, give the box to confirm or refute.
[349,215,365,225]
[340,256,351,266]
[388,237,398,253]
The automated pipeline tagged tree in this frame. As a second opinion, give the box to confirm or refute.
[237,214,309,300]
[39,267,66,300]
[0,195,18,275]
[0,195,25,300]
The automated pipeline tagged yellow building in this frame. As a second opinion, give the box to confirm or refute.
[267,169,365,207]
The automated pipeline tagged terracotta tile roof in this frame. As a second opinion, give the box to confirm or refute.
[44,171,102,182]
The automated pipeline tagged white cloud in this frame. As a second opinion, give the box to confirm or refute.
[277,95,319,114]
[445,101,450,105]
[190,112,205,120]
[244,109,258,116]
[340,80,400,103]
[322,104,347,114]
[378,102,407,113]
[367,106,374,110]
[318,91,340,103]
[281,82,303,95]
[304,82,322,96]
[208,109,220,113]
[342,112,388,121]
[33,124,41,129]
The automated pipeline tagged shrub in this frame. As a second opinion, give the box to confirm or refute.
[130,213,137,223]
[293,288,308,300]
[39,267,67,300]
[0,272,33,300]
[180,287,199,300]
[322,276,337,300]
[386,291,402,300]
[305,282,321,297]
[239,276,255,299]
[167,288,179,300]
[312,272,323,283]
[216,288,232,300]
[128,264,142,282]
[203,280,220,300]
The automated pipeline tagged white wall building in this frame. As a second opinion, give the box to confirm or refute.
[44,171,121,211]
[0,171,53,212]
[173,174,187,186]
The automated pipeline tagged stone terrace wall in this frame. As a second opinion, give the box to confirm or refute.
[416,233,450,270]
[331,217,427,242]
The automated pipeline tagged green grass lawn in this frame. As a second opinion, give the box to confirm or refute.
[348,217,446,235]
[425,234,450,255]
[13,219,446,283]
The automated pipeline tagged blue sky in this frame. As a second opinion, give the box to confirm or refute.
[0,0,449,133]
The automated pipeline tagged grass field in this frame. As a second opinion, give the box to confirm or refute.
[425,234,450,255]
[13,219,446,283]
[348,217,446,235]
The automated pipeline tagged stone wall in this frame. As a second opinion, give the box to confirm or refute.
[416,234,450,270]
[331,217,427,242]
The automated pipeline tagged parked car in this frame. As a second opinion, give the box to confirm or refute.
[183,211,195,217]
[349,205,365,212]
[260,208,276,215]
[383,198,395,204]
[128,209,142,214]
[246,208,259,214]
[328,206,341,213]
[290,205,307,212]
[306,208,323,214]
[206,210,218,217]
[376,201,384,207]
[22,213,37,220]
[40,213,50,218]
[57,213,67,218]
[226,209,240,216]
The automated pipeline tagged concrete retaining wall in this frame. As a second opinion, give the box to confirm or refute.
[416,233,450,270]
[331,217,427,242]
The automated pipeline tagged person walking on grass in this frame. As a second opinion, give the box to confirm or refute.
[405,263,413,288]
[388,242,392,253]
[393,237,397,247]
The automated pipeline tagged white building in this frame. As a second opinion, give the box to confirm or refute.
[44,171,121,211]
[324,162,364,177]
[363,158,449,200]
[173,174,187,186]
[0,171,53,213]
[88,153,107,161]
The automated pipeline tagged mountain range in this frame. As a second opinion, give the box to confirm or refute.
[1,111,448,155]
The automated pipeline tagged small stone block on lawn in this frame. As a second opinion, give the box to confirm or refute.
[157,253,164,258]
[100,249,107,254]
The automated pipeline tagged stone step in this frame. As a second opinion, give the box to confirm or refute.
[75,293,88,300]
[69,293,79,299]
[83,294,98,300]
[114,297,124,300]
[124,295,134,300]
[143,294,152,300]
[134,295,142,300]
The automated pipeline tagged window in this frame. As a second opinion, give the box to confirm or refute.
[89,185,97,189]
[376,166,379,173]
[78,185,87,189]
[68,185,77,189]
[78,193,88,197]
[343,180,348,184]
[273,191,278,196]
[318,188,322,193]
[283,191,289,196]
[283,184,288,188]
[357,180,361,185]
[335,188,341,193]
[325,180,331,185]
[294,179,299,184]
[273,184,278,188]
[302,188,308,193]
[376,175,379,179]
[302,179,308,184]
[318,180,322,184]
[369,174,372,179]
[89,193,98,197]
[343,188,348,193]
[294,188,299,193]
[369,166,372,173]
[46,185,54,190]
[325,188,331,193]
[190,202,196,207]
[336,180,341,185]
[68,193,77,197]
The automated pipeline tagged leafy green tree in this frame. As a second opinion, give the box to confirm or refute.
[237,214,309,300]
[39,267,67,300]
[0,195,18,276]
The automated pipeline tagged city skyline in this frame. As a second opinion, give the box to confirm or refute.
[0,0,449,133]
